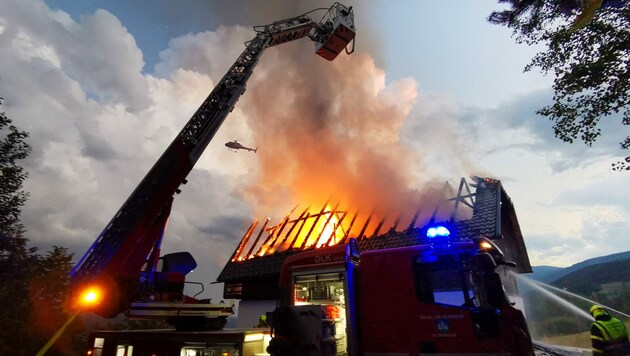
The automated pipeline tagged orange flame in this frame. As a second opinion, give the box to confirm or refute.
[230,180,475,263]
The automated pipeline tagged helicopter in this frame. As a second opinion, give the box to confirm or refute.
[225,140,257,153]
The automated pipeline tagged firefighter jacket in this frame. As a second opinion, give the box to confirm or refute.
[590,314,630,355]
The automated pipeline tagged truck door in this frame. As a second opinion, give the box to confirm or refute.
[359,244,530,355]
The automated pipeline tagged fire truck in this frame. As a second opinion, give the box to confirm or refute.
[266,236,533,355]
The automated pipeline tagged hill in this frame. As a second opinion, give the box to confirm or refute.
[552,257,630,297]
[529,265,565,283]
[529,250,630,283]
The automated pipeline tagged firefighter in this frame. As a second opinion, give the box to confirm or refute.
[589,305,630,355]
[255,314,268,328]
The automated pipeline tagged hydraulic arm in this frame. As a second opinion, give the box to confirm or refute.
[70,3,355,318]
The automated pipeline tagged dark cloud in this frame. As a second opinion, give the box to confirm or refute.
[483,89,626,172]
[199,215,250,242]
[80,132,117,160]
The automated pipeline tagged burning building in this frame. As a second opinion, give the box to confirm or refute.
[217,175,531,315]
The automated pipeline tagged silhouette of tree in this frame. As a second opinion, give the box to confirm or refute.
[0,97,37,354]
[489,0,630,170]
[0,97,31,237]
[29,246,87,355]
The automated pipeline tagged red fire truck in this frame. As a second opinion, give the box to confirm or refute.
[267,235,534,355]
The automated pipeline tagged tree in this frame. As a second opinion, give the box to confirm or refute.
[0,97,37,354]
[0,231,39,354]
[29,246,85,355]
[489,0,630,170]
[0,97,31,236]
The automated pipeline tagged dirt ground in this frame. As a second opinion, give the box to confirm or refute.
[540,331,592,349]
[538,321,630,350]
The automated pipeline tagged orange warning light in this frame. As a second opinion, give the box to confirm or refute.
[79,287,102,308]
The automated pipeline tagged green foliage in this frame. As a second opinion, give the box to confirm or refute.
[489,1,630,170]
[552,258,630,312]
[0,232,39,353]
[0,243,86,355]
[0,97,38,354]
[29,247,86,355]
[538,315,586,336]
[0,98,31,238]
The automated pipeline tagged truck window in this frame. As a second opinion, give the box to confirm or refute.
[412,254,474,307]
[180,345,240,356]
[91,337,104,356]
[115,344,133,356]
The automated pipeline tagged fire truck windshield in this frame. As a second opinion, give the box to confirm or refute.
[413,250,512,311]
[413,253,478,307]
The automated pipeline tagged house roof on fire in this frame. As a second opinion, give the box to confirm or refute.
[216,177,531,284]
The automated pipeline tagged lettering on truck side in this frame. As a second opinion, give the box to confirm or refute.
[314,253,344,263]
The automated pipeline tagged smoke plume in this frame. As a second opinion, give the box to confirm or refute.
[240,42,438,225]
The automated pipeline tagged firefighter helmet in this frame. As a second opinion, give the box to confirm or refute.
[590,305,607,317]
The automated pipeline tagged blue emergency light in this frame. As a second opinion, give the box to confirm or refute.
[426,225,450,238]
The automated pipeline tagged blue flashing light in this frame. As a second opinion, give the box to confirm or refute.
[426,225,450,239]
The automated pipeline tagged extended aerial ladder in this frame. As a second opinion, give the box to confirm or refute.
[70,3,355,324]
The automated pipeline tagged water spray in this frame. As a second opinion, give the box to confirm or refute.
[515,273,594,321]
[519,274,630,319]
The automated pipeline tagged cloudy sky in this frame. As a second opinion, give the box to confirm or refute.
[1,0,628,301]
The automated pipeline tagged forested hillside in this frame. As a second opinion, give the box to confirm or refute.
[530,251,630,283]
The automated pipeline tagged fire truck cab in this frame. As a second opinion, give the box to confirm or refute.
[267,234,533,355]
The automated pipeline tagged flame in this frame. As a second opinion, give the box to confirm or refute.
[231,179,471,262]
[316,207,339,248]
[236,203,360,260]
[290,205,342,250]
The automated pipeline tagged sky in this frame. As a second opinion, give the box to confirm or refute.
[1,0,629,301]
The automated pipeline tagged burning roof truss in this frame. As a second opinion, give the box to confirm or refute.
[226,176,502,263]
